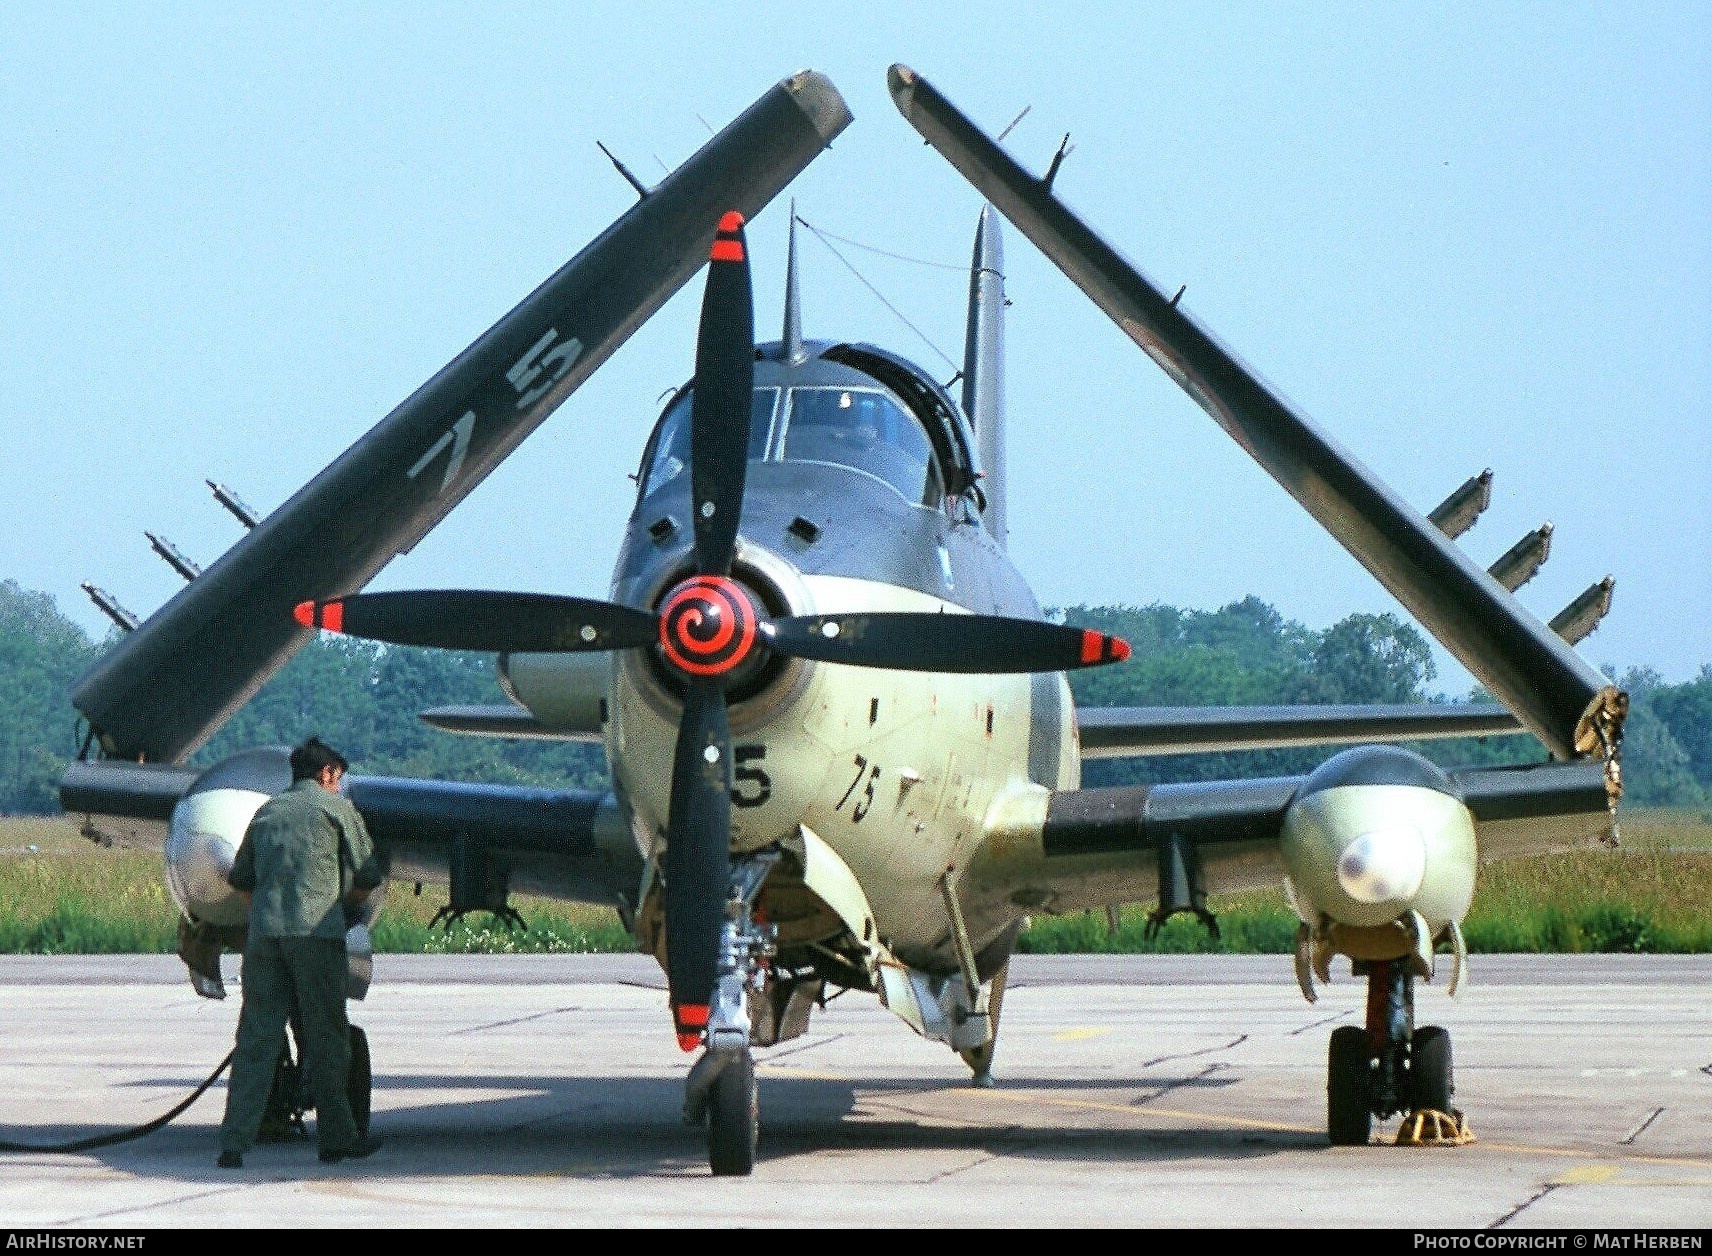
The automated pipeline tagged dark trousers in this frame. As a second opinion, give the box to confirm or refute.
[220,934,358,1156]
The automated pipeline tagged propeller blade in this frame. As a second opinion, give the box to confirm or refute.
[689,211,756,576]
[293,590,658,653]
[663,680,733,1050]
[761,612,1131,673]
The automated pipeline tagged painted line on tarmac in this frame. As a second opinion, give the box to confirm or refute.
[965,1085,1320,1136]
[1051,1027,1111,1042]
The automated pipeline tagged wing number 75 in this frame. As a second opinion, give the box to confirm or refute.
[508,327,585,410]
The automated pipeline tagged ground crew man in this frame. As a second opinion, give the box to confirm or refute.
[217,736,383,1168]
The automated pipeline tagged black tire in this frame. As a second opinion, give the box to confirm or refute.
[1327,1025,1373,1146]
[258,1042,303,1141]
[347,1024,372,1141]
[1409,1025,1453,1114]
[707,1051,758,1177]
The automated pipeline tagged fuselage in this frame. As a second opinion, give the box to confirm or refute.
[599,340,1074,977]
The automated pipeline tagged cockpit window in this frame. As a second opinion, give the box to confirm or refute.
[778,387,941,503]
[641,387,778,497]
[638,382,943,506]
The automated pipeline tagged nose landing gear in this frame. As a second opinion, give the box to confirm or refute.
[682,850,778,1176]
[1325,960,1471,1147]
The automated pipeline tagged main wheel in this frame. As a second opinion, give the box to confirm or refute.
[1327,1025,1373,1146]
[1408,1025,1453,1113]
[347,1024,372,1140]
[258,1042,304,1142]
[707,1050,758,1177]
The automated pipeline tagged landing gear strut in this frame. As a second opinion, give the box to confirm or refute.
[683,851,778,1176]
[1325,959,1465,1146]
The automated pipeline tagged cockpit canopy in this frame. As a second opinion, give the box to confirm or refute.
[636,343,979,510]
[642,383,943,505]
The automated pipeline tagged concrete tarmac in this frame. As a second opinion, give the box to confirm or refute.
[2,953,1708,1229]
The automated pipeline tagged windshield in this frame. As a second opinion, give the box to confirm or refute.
[638,382,942,505]
[641,387,778,496]
[778,386,940,503]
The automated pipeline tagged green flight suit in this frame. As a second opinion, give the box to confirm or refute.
[219,778,382,1159]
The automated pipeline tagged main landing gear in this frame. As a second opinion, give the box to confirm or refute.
[683,851,778,1176]
[1326,959,1470,1147]
[259,1023,372,1144]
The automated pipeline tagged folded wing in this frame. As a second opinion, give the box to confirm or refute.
[888,65,1624,787]
[72,71,852,765]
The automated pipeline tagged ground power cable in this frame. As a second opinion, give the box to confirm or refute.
[0,1049,234,1153]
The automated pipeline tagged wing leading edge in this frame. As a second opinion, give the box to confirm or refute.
[72,71,852,765]
[1076,702,1525,759]
[59,760,641,913]
[970,760,1611,921]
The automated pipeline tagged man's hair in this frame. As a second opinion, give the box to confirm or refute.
[289,736,349,782]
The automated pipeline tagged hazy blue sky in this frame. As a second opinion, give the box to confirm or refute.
[4,3,1707,696]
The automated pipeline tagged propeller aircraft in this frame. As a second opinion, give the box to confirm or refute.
[60,67,1627,1174]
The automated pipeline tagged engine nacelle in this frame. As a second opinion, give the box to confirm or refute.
[1280,745,1477,994]
[165,747,293,928]
[499,650,610,733]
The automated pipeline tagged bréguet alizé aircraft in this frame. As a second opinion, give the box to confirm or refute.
[60,67,1627,1175]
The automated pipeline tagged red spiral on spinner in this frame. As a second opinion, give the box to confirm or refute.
[657,576,757,676]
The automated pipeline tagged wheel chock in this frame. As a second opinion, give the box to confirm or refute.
[1395,1108,1474,1146]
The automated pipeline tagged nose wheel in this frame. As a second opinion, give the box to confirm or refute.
[681,849,777,1175]
[705,1048,758,1176]
[1325,960,1468,1146]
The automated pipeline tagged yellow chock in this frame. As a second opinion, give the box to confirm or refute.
[1395,1108,1474,1146]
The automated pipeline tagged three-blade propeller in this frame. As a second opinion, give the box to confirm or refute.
[293,209,1130,1051]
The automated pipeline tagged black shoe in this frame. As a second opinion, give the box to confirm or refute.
[318,1134,383,1164]
[216,1150,244,1169]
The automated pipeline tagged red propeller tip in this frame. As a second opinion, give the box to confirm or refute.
[1080,630,1130,665]
[676,1031,704,1053]
[711,209,747,261]
[295,600,343,633]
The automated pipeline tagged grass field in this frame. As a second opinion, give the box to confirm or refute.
[3,808,1709,956]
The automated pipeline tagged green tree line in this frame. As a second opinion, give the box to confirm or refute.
[2,579,1708,813]
[1061,598,1710,803]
